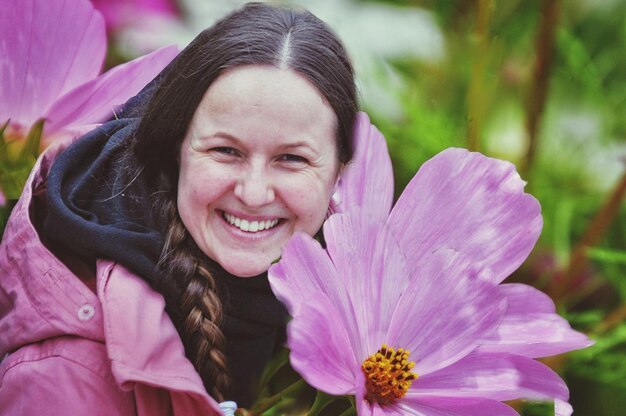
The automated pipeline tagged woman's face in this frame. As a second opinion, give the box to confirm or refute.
[178,65,340,277]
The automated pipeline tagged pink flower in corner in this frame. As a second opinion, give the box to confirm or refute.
[90,0,179,31]
[0,0,178,146]
[270,123,593,415]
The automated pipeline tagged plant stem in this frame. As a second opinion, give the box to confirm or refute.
[522,0,561,174]
[552,168,626,302]
[592,303,626,335]
[336,406,357,416]
[248,378,307,415]
[466,0,494,152]
[307,391,338,416]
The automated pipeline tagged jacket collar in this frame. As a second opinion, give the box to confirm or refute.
[97,259,221,413]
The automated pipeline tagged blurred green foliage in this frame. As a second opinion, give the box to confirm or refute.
[0,119,44,236]
[363,1,626,415]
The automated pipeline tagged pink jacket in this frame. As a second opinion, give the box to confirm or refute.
[0,142,223,415]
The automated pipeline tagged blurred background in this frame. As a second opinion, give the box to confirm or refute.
[3,0,625,414]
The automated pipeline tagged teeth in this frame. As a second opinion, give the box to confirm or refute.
[224,212,279,233]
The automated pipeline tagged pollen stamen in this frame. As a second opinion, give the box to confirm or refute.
[361,344,418,405]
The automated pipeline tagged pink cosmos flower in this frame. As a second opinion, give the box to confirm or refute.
[0,0,178,146]
[333,114,589,359]
[90,0,178,31]
[269,114,592,415]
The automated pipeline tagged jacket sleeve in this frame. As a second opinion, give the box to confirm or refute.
[0,339,135,416]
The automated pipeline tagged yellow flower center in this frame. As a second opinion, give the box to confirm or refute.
[361,344,418,404]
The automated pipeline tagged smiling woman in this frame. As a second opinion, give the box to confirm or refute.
[178,66,340,278]
[0,2,356,415]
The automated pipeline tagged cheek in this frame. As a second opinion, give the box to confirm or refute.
[177,179,204,230]
[177,162,233,215]
[283,175,335,233]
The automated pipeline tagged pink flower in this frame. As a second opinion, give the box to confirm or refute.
[90,0,178,31]
[338,114,591,358]
[0,0,178,146]
[328,112,394,218]
[269,115,592,415]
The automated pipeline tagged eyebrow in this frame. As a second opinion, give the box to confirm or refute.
[278,141,318,153]
[199,132,240,143]
[200,133,320,153]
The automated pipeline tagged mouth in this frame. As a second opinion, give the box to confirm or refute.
[221,211,283,233]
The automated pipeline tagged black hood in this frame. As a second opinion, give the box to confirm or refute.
[43,73,287,406]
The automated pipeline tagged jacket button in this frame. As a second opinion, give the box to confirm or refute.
[77,304,96,321]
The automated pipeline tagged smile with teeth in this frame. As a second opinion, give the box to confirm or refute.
[223,212,280,233]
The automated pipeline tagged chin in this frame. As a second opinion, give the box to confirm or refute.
[221,261,272,278]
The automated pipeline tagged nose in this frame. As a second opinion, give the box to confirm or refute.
[234,165,276,208]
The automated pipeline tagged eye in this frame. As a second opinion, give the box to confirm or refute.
[211,147,239,157]
[278,154,308,164]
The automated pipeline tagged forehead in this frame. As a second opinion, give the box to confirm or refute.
[204,65,328,110]
[190,65,338,150]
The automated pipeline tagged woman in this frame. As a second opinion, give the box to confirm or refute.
[0,2,356,414]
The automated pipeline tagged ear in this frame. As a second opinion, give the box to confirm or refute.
[327,170,344,218]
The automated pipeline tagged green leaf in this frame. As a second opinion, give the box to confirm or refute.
[0,120,9,142]
[0,157,36,200]
[0,119,46,201]
[567,322,626,387]
[19,118,44,160]
[566,309,604,329]
[587,247,626,265]
[0,119,10,161]
[520,401,553,416]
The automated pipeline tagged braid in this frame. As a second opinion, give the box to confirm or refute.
[158,195,231,401]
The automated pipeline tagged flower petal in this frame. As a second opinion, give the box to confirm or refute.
[91,0,178,30]
[287,296,358,395]
[387,148,542,283]
[479,284,593,357]
[44,45,178,133]
[556,399,573,416]
[323,210,410,361]
[329,112,394,221]
[1,0,105,127]
[399,396,519,416]
[269,233,345,318]
[387,249,506,375]
[360,402,408,416]
[411,351,569,402]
